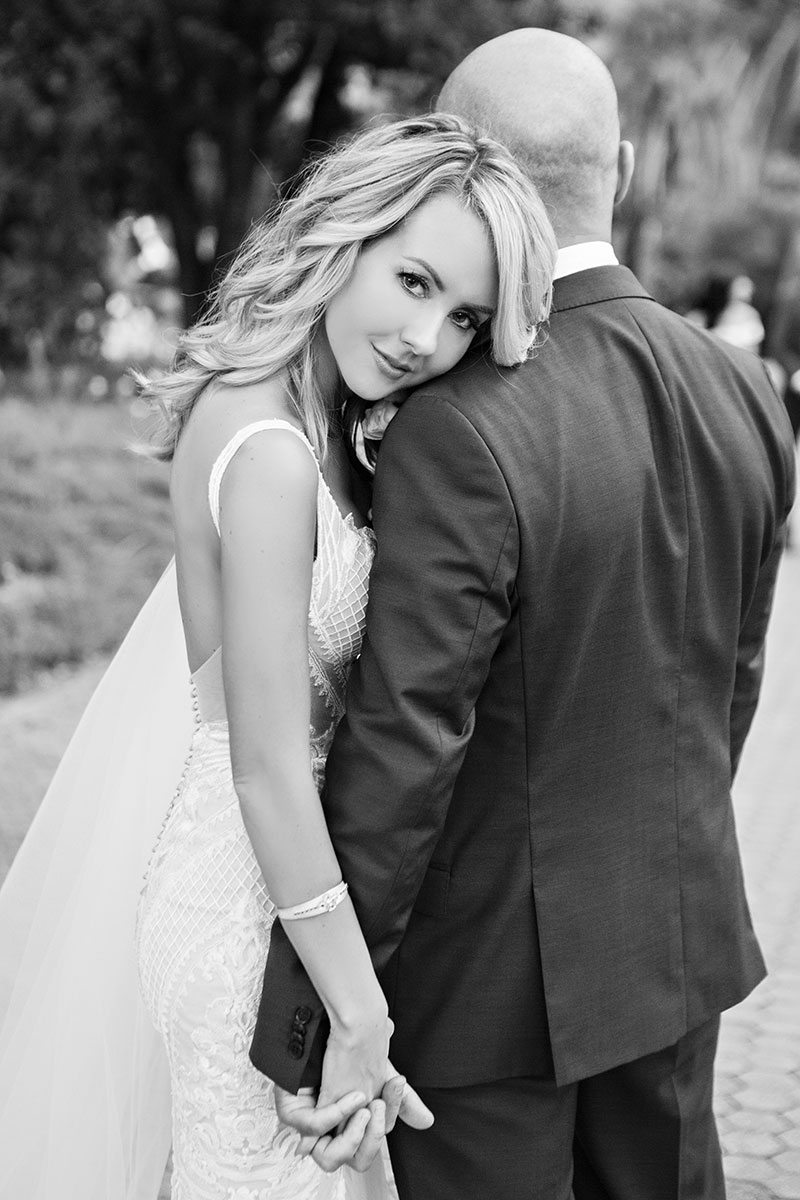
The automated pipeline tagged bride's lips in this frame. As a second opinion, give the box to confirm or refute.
[372,344,414,381]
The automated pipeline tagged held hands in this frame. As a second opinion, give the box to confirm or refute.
[275,1086,384,1173]
[275,1003,393,1172]
[270,886,432,1170]
[275,1062,433,1173]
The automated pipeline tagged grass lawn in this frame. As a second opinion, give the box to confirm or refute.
[0,394,174,694]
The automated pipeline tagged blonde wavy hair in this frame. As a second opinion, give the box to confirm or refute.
[141,113,556,462]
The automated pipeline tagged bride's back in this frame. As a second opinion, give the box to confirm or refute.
[169,375,300,674]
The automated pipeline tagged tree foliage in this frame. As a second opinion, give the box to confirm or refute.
[605,0,800,320]
[0,0,572,362]
[2,0,798,369]
[0,2,116,367]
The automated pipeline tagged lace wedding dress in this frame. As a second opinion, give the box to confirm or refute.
[135,420,392,1199]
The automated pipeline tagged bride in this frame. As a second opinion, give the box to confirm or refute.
[0,113,555,1198]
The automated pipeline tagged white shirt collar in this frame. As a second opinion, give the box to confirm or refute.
[553,241,619,281]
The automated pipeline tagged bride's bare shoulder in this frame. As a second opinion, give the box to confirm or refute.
[173,374,309,480]
[188,374,298,448]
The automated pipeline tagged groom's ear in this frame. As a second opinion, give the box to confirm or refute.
[614,141,634,206]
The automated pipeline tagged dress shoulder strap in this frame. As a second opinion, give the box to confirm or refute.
[207,419,318,536]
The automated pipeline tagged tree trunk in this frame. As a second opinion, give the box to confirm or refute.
[24,331,52,400]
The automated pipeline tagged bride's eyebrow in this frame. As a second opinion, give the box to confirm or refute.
[405,256,495,317]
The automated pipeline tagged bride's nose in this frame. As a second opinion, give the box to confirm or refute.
[401,308,445,358]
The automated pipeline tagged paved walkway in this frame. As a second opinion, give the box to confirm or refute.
[718,544,800,1200]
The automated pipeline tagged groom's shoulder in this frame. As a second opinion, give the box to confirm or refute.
[406,264,776,422]
[411,341,537,408]
[551,265,774,385]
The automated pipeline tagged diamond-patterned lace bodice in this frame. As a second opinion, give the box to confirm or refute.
[136,421,390,1200]
[205,419,375,779]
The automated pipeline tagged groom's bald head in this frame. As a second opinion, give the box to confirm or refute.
[438,29,631,245]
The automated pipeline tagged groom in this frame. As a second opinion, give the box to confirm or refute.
[251,29,796,1198]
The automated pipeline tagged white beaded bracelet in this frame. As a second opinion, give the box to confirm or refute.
[276,881,349,921]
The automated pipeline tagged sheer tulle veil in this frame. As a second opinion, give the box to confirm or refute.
[0,559,193,1198]
[0,556,395,1200]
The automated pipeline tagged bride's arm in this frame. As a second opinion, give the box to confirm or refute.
[218,431,389,1101]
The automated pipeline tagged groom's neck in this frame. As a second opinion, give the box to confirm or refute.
[557,232,613,249]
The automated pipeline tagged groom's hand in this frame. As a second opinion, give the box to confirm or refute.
[274,1084,365,1139]
[380,1071,435,1135]
[275,1070,433,1173]
[275,1086,386,1172]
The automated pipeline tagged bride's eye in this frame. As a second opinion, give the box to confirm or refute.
[399,271,428,297]
[450,309,479,332]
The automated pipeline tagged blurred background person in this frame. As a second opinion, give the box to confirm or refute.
[687,273,771,354]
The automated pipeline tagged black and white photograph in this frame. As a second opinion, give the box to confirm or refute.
[0,2,798,1197]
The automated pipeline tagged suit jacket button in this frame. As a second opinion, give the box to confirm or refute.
[288,1041,304,1060]
[295,1005,313,1025]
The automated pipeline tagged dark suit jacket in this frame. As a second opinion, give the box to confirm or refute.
[250,266,796,1090]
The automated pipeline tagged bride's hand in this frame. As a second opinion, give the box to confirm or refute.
[316,1008,393,1118]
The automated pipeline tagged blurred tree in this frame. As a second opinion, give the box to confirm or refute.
[605,0,750,285]
[605,0,800,325]
[11,0,796,373]
[0,0,582,366]
[0,6,115,384]
[732,0,800,376]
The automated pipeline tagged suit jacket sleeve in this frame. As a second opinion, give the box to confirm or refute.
[729,369,796,776]
[250,392,519,1091]
[729,530,783,777]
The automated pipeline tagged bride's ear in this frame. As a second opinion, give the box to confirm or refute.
[614,141,634,207]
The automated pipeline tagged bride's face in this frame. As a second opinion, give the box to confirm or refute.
[322,193,499,401]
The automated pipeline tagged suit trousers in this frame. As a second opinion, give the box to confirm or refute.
[387,1017,724,1200]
